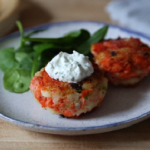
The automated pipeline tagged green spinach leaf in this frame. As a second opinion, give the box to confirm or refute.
[16,21,25,47]
[23,29,90,47]
[77,25,109,54]
[19,56,33,71]
[0,47,20,72]
[17,45,34,53]
[3,68,31,93]
[31,43,54,77]
[15,52,28,62]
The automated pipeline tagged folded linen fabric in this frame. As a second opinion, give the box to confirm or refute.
[106,0,150,35]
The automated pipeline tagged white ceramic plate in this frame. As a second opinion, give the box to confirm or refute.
[0,21,150,135]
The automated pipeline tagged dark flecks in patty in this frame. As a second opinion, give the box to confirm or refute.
[141,44,148,47]
[70,83,82,93]
[143,52,149,56]
[110,51,117,56]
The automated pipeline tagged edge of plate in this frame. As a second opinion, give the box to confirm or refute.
[0,21,150,135]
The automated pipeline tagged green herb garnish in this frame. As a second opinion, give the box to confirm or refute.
[76,89,82,93]
[84,96,88,100]
[102,86,107,91]
[0,21,109,93]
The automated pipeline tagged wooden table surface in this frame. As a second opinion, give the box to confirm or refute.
[1,0,150,149]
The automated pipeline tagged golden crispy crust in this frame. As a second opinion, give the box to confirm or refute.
[91,38,150,86]
[30,68,108,117]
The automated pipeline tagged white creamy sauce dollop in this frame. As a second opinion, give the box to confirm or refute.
[45,51,94,83]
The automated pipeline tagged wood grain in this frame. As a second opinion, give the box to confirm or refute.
[1,0,150,149]
[0,118,150,150]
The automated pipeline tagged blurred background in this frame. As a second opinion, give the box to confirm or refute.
[0,0,149,36]
[0,0,112,36]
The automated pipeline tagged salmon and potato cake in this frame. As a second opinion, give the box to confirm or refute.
[91,38,150,86]
[30,51,108,118]
[30,68,108,117]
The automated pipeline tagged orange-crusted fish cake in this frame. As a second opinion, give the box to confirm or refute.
[30,68,108,117]
[91,38,150,86]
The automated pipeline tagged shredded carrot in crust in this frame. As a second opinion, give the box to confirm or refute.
[58,98,63,103]
[63,99,69,103]
[70,103,75,109]
[39,97,47,108]
[80,98,86,109]
[34,90,41,99]
[30,76,43,91]
[82,89,90,97]
[80,89,91,109]
[63,110,73,117]
[47,98,53,108]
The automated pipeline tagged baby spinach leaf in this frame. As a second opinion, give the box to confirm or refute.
[24,36,74,45]
[77,25,109,54]
[31,43,54,77]
[39,49,59,67]
[3,68,31,93]
[65,29,90,38]
[0,47,20,72]
[19,56,33,71]
[23,29,90,47]
[34,43,72,52]
[17,45,34,53]
[65,30,82,37]
[16,21,24,39]
[71,29,90,49]
[16,21,25,47]
[15,52,28,62]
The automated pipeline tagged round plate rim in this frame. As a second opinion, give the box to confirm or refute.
[0,21,150,132]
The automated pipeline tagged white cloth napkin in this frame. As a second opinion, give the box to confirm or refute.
[106,0,150,35]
